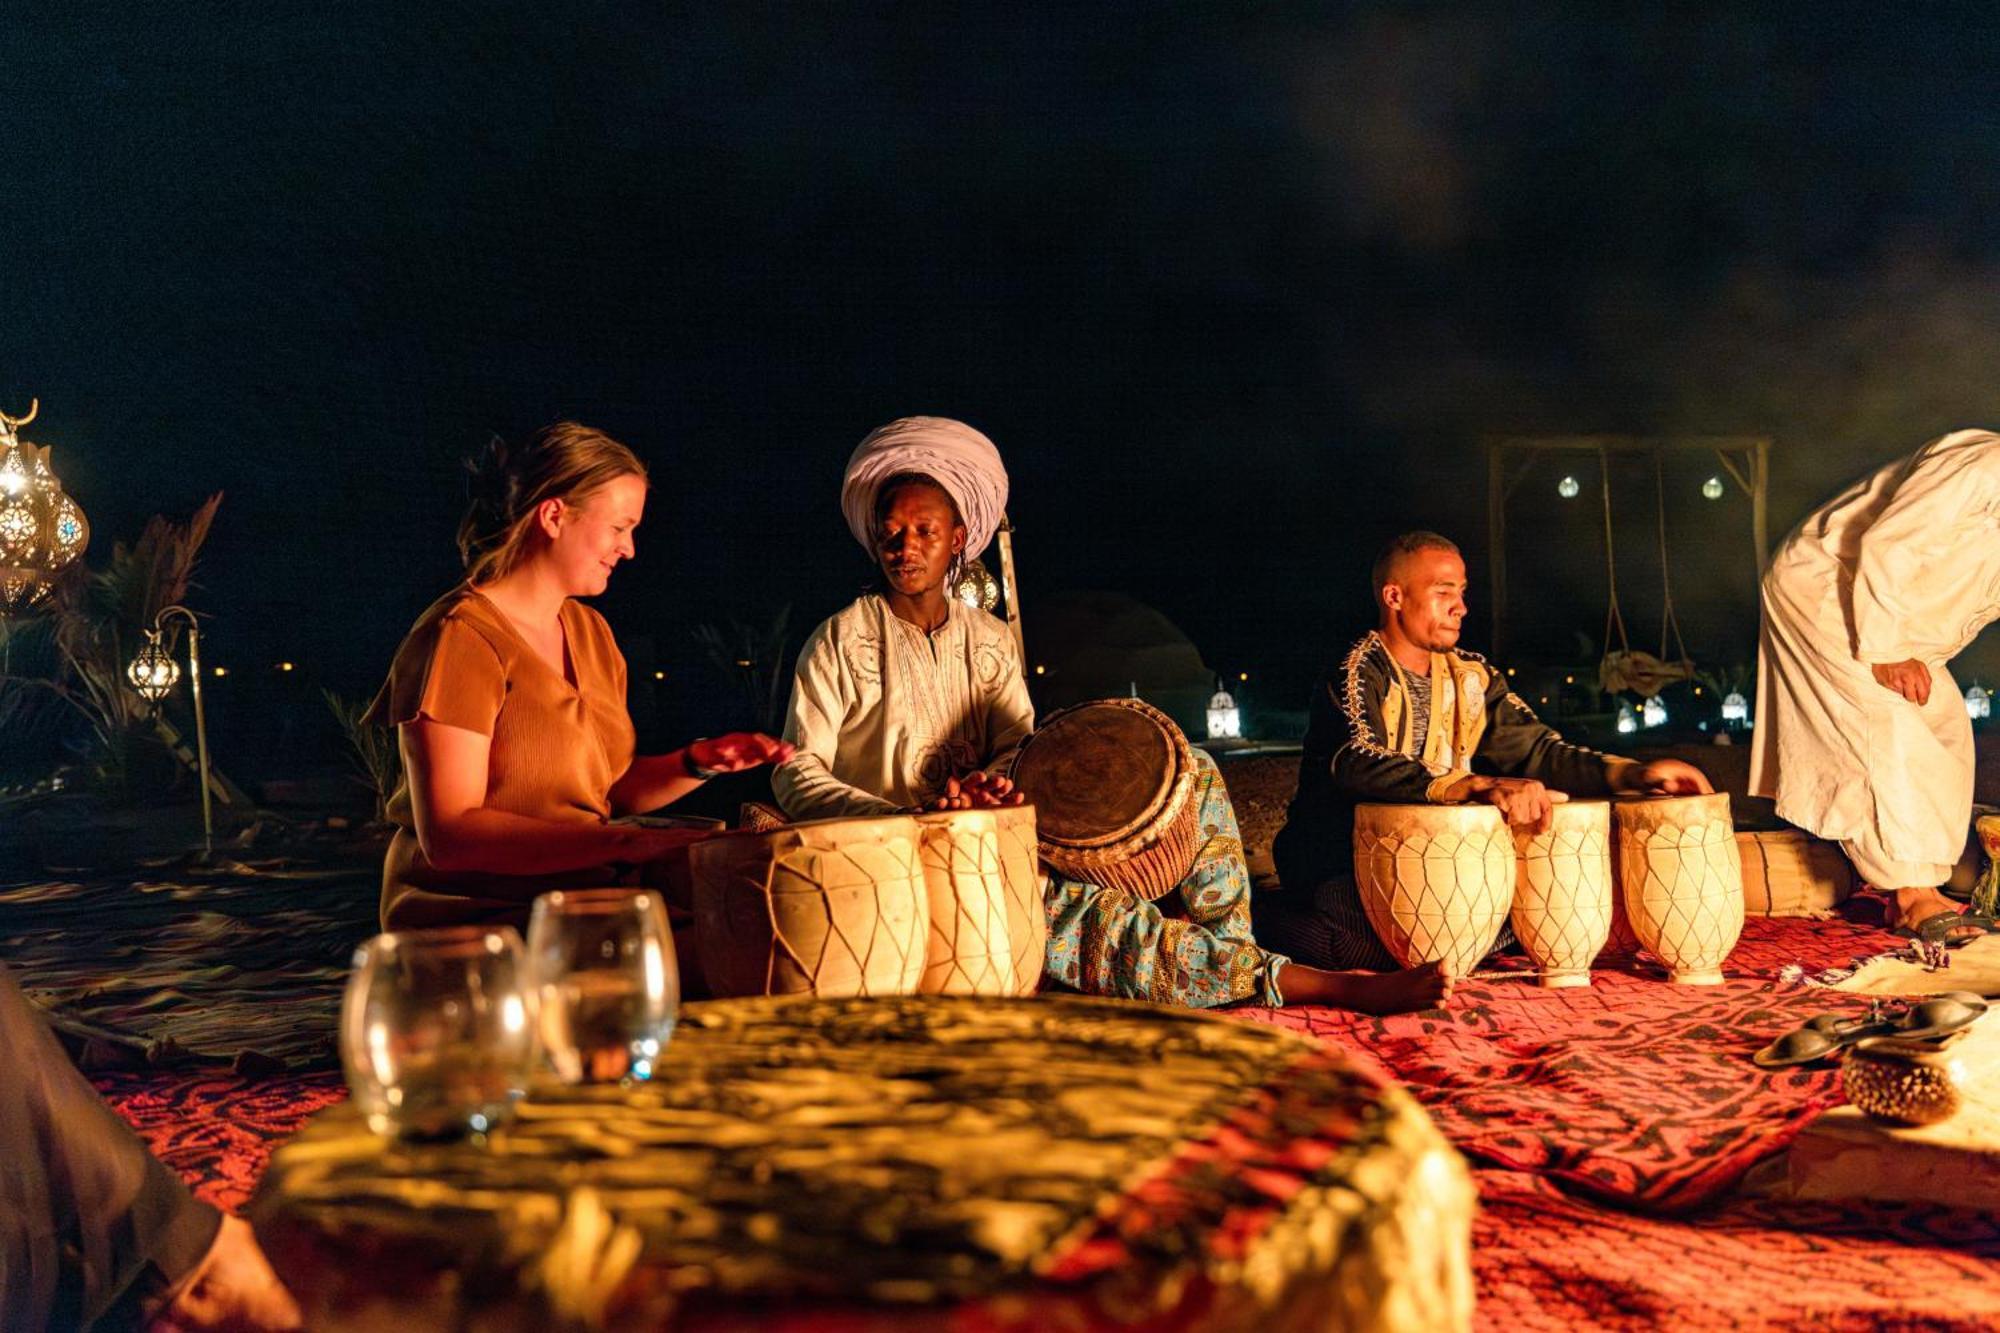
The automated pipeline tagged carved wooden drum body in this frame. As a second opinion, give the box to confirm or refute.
[1612,794,1745,985]
[1510,800,1613,988]
[1353,803,1517,977]
[914,806,1047,997]
[1007,698,1200,901]
[691,815,928,998]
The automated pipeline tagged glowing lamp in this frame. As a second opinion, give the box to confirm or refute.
[1968,685,1992,721]
[1641,695,1668,729]
[126,629,181,701]
[1702,476,1725,501]
[952,557,1000,612]
[1207,686,1241,741]
[0,400,90,615]
[1616,701,1638,734]
[1721,691,1749,727]
[123,606,217,854]
[1557,475,1581,500]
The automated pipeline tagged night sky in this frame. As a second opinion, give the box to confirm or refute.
[10,5,2000,761]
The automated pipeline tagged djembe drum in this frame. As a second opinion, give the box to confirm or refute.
[690,815,927,998]
[1612,793,1745,985]
[1510,800,1613,987]
[1007,698,1201,900]
[914,807,1046,997]
[1353,803,1516,977]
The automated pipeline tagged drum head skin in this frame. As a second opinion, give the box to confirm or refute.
[1011,701,1180,849]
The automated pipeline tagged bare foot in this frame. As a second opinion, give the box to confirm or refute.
[1893,886,1983,943]
[149,1215,302,1332]
[1281,960,1453,1015]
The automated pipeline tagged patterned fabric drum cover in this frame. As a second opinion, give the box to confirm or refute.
[914,807,1046,997]
[1613,794,1745,985]
[1006,697,1200,901]
[252,995,1476,1332]
[1353,803,1517,977]
[691,815,927,998]
[1736,829,1855,917]
[1510,800,1613,988]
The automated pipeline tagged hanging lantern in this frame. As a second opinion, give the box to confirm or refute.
[1968,684,1992,721]
[1557,475,1581,500]
[0,400,90,614]
[1206,685,1241,740]
[1721,691,1749,727]
[126,626,181,702]
[1616,701,1638,734]
[952,557,1000,612]
[1702,476,1725,501]
[1641,695,1668,729]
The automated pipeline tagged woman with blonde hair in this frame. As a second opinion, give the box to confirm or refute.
[366,422,791,930]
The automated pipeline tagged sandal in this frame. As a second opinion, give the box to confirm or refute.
[1895,911,2000,948]
[1752,992,1988,1069]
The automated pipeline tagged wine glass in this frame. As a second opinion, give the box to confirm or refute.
[527,889,680,1084]
[340,925,539,1140]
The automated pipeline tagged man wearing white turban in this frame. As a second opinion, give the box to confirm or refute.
[774,418,1451,1014]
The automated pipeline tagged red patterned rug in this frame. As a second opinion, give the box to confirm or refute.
[1236,911,1929,1213]
[95,1071,348,1212]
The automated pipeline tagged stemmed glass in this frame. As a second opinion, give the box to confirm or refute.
[527,889,680,1084]
[340,925,539,1140]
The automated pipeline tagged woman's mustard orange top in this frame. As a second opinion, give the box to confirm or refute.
[365,587,637,930]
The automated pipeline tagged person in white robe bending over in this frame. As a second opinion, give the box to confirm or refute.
[1753,429,2000,944]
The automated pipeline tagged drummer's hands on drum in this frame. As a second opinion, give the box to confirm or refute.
[686,733,795,778]
[1609,758,1713,796]
[1443,775,1559,835]
[915,772,1026,812]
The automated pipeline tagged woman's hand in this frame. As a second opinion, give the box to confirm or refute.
[685,733,795,777]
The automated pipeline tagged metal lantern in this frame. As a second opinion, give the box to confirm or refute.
[1641,695,1668,729]
[127,627,182,701]
[1968,684,1992,721]
[124,606,217,854]
[0,400,90,614]
[1721,691,1749,727]
[1702,476,1725,501]
[1206,686,1241,740]
[1557,475,1581,500]
[952,557,1001,612]
[1616,700,1638,734]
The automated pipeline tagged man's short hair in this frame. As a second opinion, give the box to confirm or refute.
[1372,531,1461,597]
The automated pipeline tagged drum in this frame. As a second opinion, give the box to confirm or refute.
[915,807,1047,997]
[1612,794,1745,985]
[1736,829,1854,917]
[1353,803,1516,977]
[690,815,927,998]
[1510,800,1612,988]
[1007,698,1200,901]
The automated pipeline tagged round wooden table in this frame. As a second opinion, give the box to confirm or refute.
[251,994,1472,1331]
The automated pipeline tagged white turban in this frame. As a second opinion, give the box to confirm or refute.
[840,416,1009,561]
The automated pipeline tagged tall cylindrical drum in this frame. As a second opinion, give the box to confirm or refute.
[1510,800,1612,988]
[992,803,1049,995]
[1612,794,1745,985]
[690,815,927,998]
[916,808,1046,997]
[1353,803,1516,977]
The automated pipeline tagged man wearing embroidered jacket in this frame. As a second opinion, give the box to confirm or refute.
[1752,429,2000,944]
[1266,531,1712,970]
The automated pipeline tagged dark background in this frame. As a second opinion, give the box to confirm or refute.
[9,4,2000,765]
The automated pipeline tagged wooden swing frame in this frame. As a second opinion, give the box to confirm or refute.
[1484,435,1770,661]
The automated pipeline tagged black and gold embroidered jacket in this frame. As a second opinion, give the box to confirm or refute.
[1271,631,1626,893]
